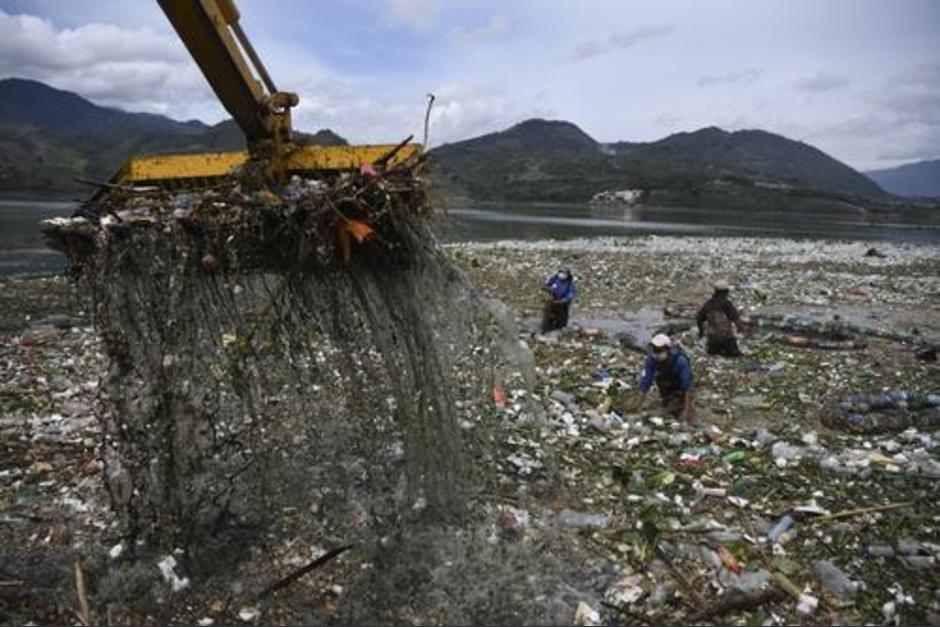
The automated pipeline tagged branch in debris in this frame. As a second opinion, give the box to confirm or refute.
[256,543,355,600]
[74,560,92,626]
[810,501,913,525]
[690,586,786,623]
[373,135,414,170]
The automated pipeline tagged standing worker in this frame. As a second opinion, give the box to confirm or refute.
[541,265,576,333]
[638,334,695,422]
[696,281,744,357]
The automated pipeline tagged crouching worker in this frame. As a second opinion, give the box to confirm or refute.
[638,333,694,422]
[541,265,576,333]
[696,280,743,357]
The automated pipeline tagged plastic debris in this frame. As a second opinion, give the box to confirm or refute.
[767,514,795,544]
[796,593,819,617]
[606,573,645,606]
[812,560,861,601]
[573,601,601,626]
[5,233,939,626]
[157,555,190,593]
[557,510,611,530]
[717,544,742,574]
[238,606,261,622]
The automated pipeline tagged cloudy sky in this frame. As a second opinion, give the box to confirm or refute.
[0,0,937,170]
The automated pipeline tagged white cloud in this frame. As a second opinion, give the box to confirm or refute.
[698,68,762,88]
[447,16,509,44]
[383,0,440,31]
[793,72,850,93]
[1,3,937,170]
[0,7,544,147]
[0,9,218,119]
[427,83,554,146]
[0,11,184,69]
[289,79,552,148]
[570,25,674,62]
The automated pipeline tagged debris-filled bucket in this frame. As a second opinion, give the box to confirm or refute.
[41,160,532,587]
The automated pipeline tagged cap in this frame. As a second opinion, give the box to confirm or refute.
[713,280,731,292]
[650,333,672,349]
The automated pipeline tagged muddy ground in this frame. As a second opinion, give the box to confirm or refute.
[1,235,938,625]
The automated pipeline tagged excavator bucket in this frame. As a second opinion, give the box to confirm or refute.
[104,143,422,192]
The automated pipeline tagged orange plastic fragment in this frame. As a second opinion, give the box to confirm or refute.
[344,219,375,242]
[716,544,742,574]
[337,218,376,262]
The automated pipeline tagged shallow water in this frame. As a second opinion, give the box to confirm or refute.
[521,308,669,346]
[0,198,76,276]
[439,202,940,244]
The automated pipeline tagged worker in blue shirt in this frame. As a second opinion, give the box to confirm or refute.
[638,333,695,422]
[541,265,576,333]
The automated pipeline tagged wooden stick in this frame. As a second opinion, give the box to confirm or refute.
[256,544,354,600]
[811,501,912,524]
[690,586,785,623]
[654,545,707,609]
[74,177,159,193]
[74,560,91,626]
[372,135,414,169]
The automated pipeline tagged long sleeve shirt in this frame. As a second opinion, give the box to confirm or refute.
[638,348,693,393]
[696,294,741,335]
[545,274,576,304]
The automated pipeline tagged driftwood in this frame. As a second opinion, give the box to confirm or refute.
[257,544,355,600]
[690,586,785,623]
[73,560,92,626]
[811,501,913,525]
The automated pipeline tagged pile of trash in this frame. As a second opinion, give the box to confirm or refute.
[466,320,940,625]
[0,278,111,625]
[32,162,582,624]
[445,235,939,625]
[2,230,937,625]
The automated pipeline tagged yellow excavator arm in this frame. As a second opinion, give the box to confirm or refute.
[108,0,419,189]
[157,0,295,147]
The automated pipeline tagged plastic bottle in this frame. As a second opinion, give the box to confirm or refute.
[812,560,860,600]
[767,514,794,544]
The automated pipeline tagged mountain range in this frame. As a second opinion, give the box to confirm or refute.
[0,78,344,193]
[431,119,888,203]
[865,159,940,198]
[1,77,933,210]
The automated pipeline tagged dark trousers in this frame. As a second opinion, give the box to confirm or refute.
[542,301,570,333]
[706,335,742,357]
[659,388,685,418]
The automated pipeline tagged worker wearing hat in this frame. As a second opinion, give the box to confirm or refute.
[541,265,577,333]
[696,280,744,357]
[638,333,695,422]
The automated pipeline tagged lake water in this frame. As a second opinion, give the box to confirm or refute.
[2,197,938,277]
[438,202,940,244]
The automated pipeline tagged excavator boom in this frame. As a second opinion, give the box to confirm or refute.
[157,0,275,142]
[103,0,420,189]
